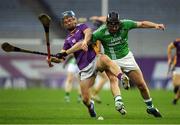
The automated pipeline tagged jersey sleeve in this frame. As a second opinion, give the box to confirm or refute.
[122,19,138,30]
[79,23,88,32]
[63,39,71,50]
[92,29,102,43]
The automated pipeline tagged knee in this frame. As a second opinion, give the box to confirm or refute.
[100,55,111,63]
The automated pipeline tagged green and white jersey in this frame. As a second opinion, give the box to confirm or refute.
[92,19,137,60]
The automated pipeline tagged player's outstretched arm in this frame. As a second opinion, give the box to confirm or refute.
[66,41,83,54]
[54,41,84,60]
[137,21,165,30]
[89,16,107,23]
[55,39,94,60]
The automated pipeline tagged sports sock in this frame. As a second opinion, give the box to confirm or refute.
[65,92,70,97]
[117,73,122,81]
[77,95,82,101]
[174,86,179,94]
[78,94,81,98]
[144,98,154,109]
[114,95,122,102]
[83,100,94,109]
[173,99,177,104]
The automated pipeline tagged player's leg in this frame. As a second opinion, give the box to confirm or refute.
[80,75,97,117]
[127,69,162,117]
[92,72,108,103]
[176,87,180,103]
[173,86,180,104]
[74,66,82,103]
[77,77,82,103]
[113,51,161,117]
[78,58,98,117]
[172,73,180,104]
[128,70,150,99]
[64,72,74,102]
[95,54,127,115]
[64,63,76,102]
[96,54,130,90]
[106,70,127,115]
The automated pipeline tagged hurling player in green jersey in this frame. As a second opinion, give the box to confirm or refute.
[92,12,165,117]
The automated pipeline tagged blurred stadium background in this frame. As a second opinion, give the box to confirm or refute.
[0,0,180,89]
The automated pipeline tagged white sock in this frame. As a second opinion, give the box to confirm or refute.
[114,95,122,102]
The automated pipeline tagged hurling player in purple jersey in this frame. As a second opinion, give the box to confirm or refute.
[79,16,110,104]
[48,11,130,117]
[167,38,180,105]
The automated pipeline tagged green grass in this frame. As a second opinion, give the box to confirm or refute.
[0,88,180,124]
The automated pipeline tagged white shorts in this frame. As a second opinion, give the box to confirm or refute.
[67,63,79,73]
[173,67,180,75]
[79,57,97,81]
[113,51,140,73]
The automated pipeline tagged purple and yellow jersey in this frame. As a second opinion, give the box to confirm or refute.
[173,40,180,67]
[92,40,101,54]
[63,23,96,70]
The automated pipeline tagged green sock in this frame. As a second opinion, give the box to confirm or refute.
[144,98,154,109]
[65,92,70,96]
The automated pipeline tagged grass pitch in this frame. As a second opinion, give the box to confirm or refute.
[0,88,180,124]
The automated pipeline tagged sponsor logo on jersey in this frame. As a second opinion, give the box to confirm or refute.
[108,36,124,47]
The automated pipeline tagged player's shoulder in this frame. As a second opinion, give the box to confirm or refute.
[77,23,87,27]
[120,19,137,28]
[94,24,107,34]
[76,23,90,31]
[77,23,85,26]
[121,19,136,24]
[76,23,89,28]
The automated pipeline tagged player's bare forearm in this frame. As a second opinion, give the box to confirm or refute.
[139,21,157,28]
[84,28,92,43]
[81,28,92,51]
[137,21,165,30]
[66,40,95,54]
[66,42,83,54]
[89,16,107,23]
